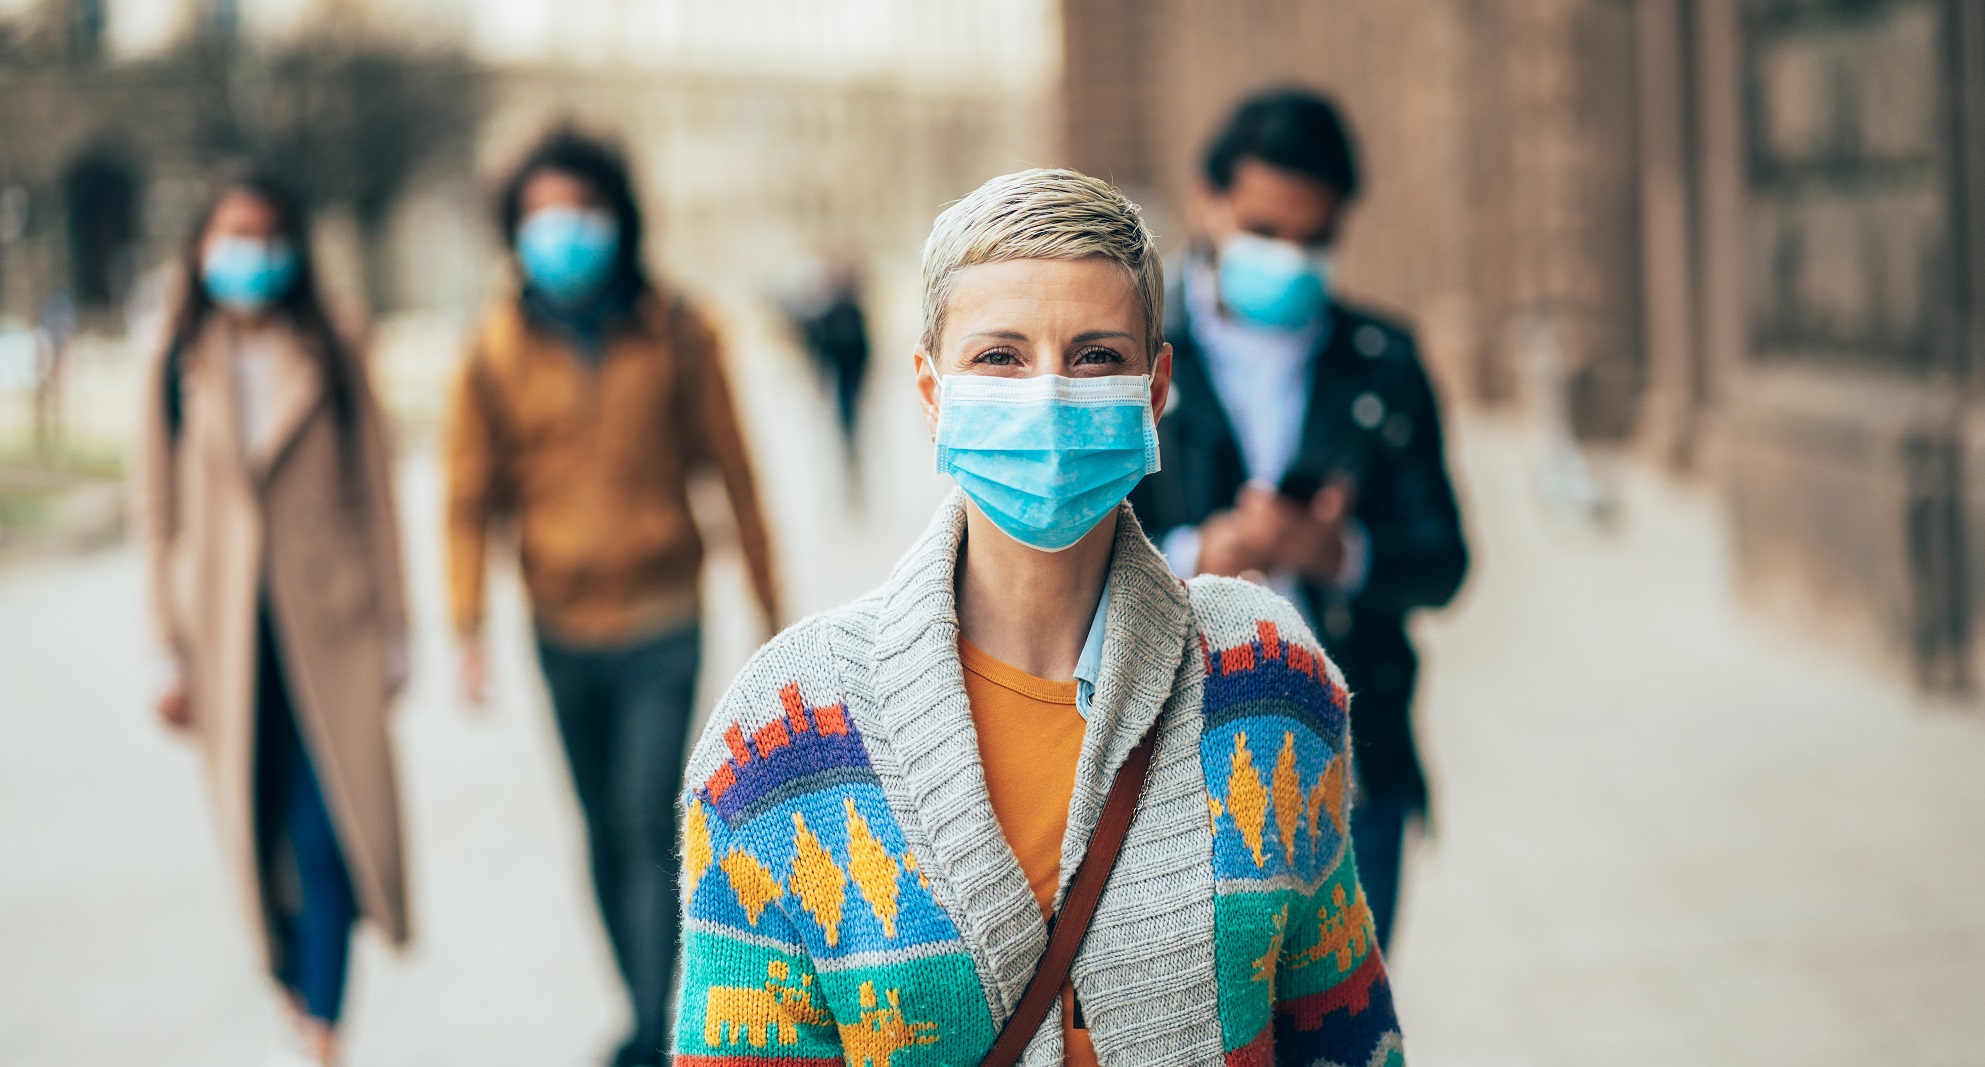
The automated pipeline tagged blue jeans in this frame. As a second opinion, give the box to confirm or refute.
[1349,793,1415,954]
[254,606,359,1025]
[537,626,701,1067]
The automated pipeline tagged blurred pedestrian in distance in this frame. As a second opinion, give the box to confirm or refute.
[131,169,411,1067]
[783,256,871,483]
[443,128,781,1067]
[672,168,1404,1066]
[1129,89,1468,952]
[34,289,75,457]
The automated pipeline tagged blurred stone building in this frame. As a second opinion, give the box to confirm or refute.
[7,0,1982,694]
[0,0,1056,326]
[0,1,485,326]
[1059,0,1643,437]
[1059,0,1984,695]
[1654,0,1984,696]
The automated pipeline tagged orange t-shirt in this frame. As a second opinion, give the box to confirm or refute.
[959,636,1101,1067]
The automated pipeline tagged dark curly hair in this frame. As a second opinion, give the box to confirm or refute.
[496,127,650,294]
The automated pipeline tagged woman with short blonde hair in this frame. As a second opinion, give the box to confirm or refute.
[672,169,1405,1066]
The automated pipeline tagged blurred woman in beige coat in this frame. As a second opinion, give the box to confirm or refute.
[133,170,409,1067]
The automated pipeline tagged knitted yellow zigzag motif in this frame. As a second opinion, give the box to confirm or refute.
[844,798,903,938]
[1212,730,1348,869]
[685,801,714,898]
[787,803,919,945]
[791,812,847,945]
[690,794,926,941]
[720,848,784,925]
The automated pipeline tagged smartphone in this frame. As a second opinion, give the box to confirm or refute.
[1277,468,1324,503]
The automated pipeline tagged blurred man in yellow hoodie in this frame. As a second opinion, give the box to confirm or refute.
[443,129,779,1067]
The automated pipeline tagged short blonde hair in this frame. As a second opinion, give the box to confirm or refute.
[919,168,1164,358]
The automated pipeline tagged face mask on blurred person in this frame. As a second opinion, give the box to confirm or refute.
[1216,232,1330,331]
[517,206,621,304]
[936,373,1161,552]
[201,238,299,314]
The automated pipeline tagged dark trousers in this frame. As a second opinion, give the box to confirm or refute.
[253,606,359,1025]
[1349,793,1415,953]
[537,625,701,1067]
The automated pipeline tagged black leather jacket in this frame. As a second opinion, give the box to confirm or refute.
[1129,286,1468,807]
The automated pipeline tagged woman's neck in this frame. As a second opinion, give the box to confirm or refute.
[217,308,275,335]
[954,505,1115,682]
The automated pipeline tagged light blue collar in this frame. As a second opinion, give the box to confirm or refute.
[1073,577,1111,720]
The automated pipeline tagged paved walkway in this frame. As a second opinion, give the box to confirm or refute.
[2,331,1980,1063]
[1391,422,1985,1066]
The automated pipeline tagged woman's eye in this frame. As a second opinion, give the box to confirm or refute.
[973,348,1021,366]
[1075,346,1125,365]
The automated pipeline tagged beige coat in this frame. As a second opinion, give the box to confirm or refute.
[133,313,411,971]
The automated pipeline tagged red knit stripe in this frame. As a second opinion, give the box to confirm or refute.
[1220,644,1255,674]
[1257,620,1282,659]
[1287,643,1312,677]
[704,762,737,803]
[814,701,850,736]
[1223,1022,1275,1067]
[752,717,792,759]
[724,723,752,764]
[1278,948,1385,1031]
[674,1047,845,1055]
[779,682,807,729]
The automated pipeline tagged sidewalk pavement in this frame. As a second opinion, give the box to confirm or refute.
[1,354,1979,1063]
[1390,420,1985,1066]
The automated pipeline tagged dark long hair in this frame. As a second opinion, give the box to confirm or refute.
[166,169,357,437]
[495,128,651,295]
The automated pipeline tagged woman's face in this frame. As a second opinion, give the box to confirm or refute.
[200,189,284,256]
[915,256,1172,435]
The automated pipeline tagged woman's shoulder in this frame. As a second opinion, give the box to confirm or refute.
[1183,574,1323,650]
[681,603,877,814]
[1183,574,1349,697]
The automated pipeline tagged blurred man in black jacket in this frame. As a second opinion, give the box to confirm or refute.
[1130,89,1467,950]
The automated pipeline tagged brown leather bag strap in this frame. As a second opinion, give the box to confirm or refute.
[980,723,1159,1067]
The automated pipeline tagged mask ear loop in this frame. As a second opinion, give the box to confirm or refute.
[931,371,944,443]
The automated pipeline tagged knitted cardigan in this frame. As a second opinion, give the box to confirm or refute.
[673,494,1406,1067]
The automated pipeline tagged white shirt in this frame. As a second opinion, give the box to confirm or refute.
[1073,577,1110,720]
[230,331,285,462]
[1164,261,1369,605]
[1185,259,1325,484]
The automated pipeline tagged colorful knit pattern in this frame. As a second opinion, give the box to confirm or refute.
[677,682,998,1065]
[1200,620,1406,1067]
[676,614,1405,1065]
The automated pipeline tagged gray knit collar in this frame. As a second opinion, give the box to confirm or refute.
[859,490,1192,1055]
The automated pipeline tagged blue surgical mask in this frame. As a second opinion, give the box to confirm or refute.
[1217,232,1330,330]
[202,238,298,313]
[936,373,1161,552]
[517,206,620,304]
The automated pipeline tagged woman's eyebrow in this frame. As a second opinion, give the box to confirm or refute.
[1072,330,1136,343]
[965,329,1030,342]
